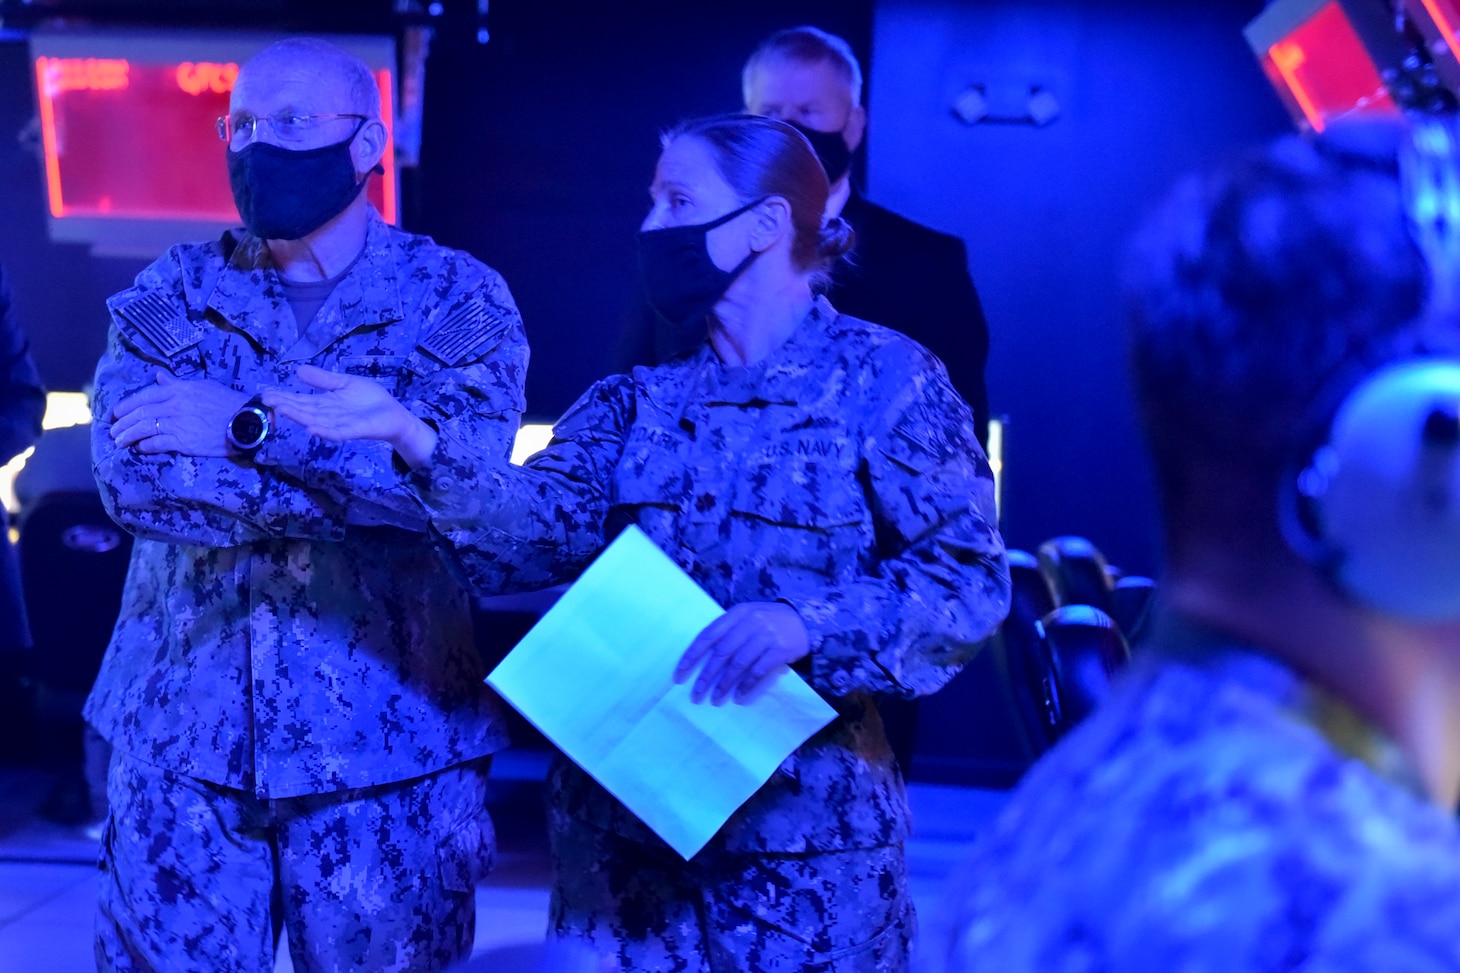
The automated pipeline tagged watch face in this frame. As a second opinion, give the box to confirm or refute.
[231,408,267,449]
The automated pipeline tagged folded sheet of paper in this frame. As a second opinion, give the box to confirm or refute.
[487,525,837,859]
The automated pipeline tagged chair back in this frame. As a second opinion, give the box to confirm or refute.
[1041,604,1131,735]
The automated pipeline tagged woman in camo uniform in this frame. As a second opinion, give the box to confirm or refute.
[268,113,1009,973]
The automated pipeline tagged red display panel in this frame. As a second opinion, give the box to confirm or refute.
[1264,2,1396,131]
[29,31,398,257]
[1403,0,1460,93]
[1414,0,1460,63]
[1246,0,1402,133]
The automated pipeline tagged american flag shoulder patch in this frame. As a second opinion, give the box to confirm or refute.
[112,290,202,359]
[419,298,513,365]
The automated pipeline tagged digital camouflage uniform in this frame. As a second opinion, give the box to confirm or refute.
[418,297,1011,971]
[922,611,1460,973]
[87,208,527,973]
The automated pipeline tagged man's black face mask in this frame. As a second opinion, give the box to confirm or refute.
[227,119,369,241]
[788,120,853,184]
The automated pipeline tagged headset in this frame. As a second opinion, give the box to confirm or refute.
[1288,117,1460,621]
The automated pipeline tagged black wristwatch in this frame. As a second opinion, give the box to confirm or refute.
[227,395,273,454]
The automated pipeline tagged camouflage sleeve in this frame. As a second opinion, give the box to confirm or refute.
[789,344,1010,699]
[412,374,635,597]
[92,256,349,547]
[250,267,528,530]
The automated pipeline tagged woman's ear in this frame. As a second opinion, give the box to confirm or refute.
[749,196,792,253]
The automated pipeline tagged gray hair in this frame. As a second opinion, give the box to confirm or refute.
[742,25,863,107]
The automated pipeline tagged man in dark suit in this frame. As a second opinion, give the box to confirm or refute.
[831,193,989,444]
[741,25,990,446]
[617,25,992,446]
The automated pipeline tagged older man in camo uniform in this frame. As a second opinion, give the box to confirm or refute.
[86,38,525,972]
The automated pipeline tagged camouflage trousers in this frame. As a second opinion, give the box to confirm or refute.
[549,812,915,972]
[95,750,496,973]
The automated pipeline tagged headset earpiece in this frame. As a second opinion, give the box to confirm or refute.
[1285,117,1460,620]
[1294,359,1460,620]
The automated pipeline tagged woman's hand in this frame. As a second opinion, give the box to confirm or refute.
[674,602,810,705]
[262,364,439,467]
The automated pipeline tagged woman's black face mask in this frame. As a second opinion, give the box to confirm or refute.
[638,196,766,333]
[227,119,369,241]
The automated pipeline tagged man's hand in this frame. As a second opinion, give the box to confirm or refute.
[263,364,438,467]
[111,371,250,457]
[674,602,811,705]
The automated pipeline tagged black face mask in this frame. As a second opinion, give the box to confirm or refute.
[788,120,853,184]
[227,121,368,241]
[638,197,765,331]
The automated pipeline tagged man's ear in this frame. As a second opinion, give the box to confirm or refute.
[750,197,793,252]
[353,118,389,177]
[844,104,867,154]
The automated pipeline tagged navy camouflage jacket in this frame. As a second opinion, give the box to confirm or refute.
[419,297,1010,852]
[923,611,1460,971]
[87,209,526,799]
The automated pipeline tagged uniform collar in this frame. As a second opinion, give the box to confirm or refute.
[690,295,841,406]
[202,207,405,358]
[1148,609,1430,801]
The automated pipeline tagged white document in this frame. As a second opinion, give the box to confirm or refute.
[487,525,837,859]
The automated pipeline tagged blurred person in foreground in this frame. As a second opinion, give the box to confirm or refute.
[88,37,525,972]
[268,113,1010,971]
[921,118,1460,970]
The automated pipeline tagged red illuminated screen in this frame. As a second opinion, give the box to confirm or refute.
[1261,1,1397,131]
[1415,0,1460,64]
[34,56,397,224]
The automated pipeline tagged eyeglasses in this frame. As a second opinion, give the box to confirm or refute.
[216,112,368,145]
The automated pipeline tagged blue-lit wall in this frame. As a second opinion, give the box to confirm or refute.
[866,0,1290,576]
